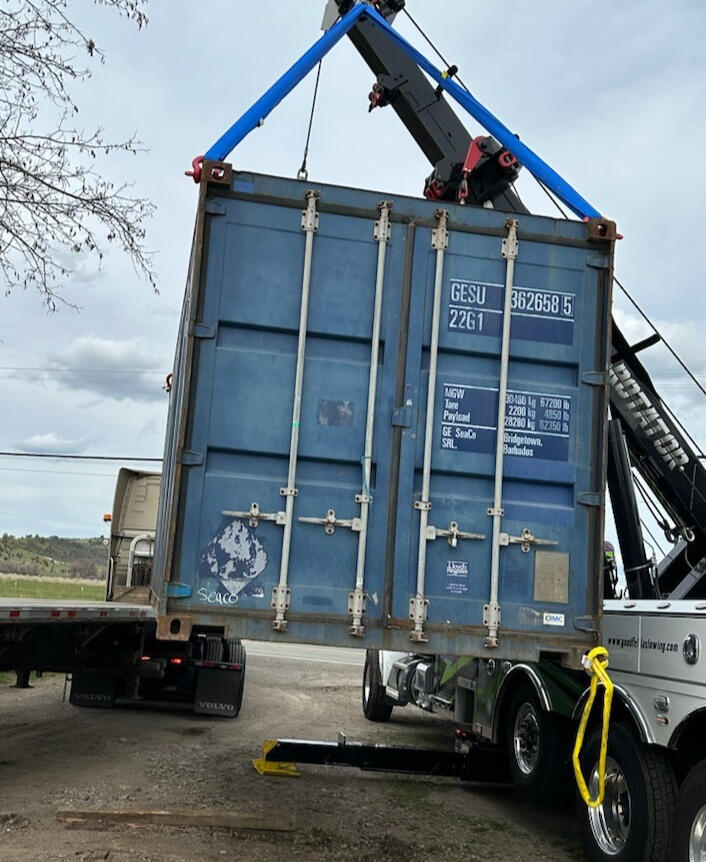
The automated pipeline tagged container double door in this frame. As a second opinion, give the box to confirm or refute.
[169,184,602,652]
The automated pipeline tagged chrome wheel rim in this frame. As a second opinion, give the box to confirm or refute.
[588,756,631,856]
[689,804,706,862]
[513,702,540,775]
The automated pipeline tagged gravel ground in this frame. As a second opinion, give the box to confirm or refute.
[0,644,584,861]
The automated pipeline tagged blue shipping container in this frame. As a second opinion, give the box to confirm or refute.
[152,168,613,664]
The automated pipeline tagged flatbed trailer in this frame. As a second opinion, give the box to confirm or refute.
[0,598,154,625]
[0,595,245,717]
[0,470,247,718]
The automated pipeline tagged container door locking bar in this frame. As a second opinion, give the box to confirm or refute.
[298,510,362,535]
[485,219,518,649]
[223,193,319,633]
[498,526,558,553]
[426,521,484,548]
[297,203,392,637]
[222,503,286,528]
[252,191,318,632]
[410,209,448,644]
[350,201,392,637]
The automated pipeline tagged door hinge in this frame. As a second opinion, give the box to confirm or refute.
[586,254,611,270]
[577,491,603,507]
[181,450,204,466]
[189,322,216,339]
[573,615,599,633]
[204,199,227,216]
[581,370,608,386]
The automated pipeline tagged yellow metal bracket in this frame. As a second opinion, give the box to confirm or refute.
[252,739,301,778]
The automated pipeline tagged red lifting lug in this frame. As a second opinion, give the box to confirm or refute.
[498,150,518,171]
[368,82,384,112]
[457,176,469,204]
[185,155,204,183]
[424,177,446,201]
[462,136,486,175]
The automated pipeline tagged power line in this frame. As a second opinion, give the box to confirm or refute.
[0,452,162,462]
[613,276,706,402]
[0,466,116,479]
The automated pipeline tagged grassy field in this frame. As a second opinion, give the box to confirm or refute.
[0,577,106,684]
[0,576,105,601]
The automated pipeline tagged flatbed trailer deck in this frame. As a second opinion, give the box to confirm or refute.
[0,599,154,624]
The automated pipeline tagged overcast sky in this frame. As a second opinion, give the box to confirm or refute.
[2,0,705,550]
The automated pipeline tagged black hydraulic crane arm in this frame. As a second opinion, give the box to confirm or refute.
[609,326,706,597]
[330,0,527,211]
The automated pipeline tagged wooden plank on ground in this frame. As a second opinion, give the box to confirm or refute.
[56,807,295,832]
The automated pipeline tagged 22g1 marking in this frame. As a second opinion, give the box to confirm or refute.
[448,307,485,332]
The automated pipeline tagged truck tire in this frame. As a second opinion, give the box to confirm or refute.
[505,683,568,803]
[362,649,393,722]
[673,760,706,861]
[577,723,676,862]
[204,635,224,662]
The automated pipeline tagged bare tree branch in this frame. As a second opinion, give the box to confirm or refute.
[0,0,154,308]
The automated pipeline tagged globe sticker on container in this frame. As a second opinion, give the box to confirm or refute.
[446,560,469,595]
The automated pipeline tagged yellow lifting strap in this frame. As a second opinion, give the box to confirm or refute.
[572,646,614,808]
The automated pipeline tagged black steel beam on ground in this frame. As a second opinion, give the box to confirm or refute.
[263,736,511,782]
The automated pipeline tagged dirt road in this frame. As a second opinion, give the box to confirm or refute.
[0,643,584,861]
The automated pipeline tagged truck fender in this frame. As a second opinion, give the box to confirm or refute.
[572,682,652,744]
[491,663,553,744]
[667,705,706,751]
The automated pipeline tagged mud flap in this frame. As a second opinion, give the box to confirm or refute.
[193,667,243,717]
[70,671,117,709]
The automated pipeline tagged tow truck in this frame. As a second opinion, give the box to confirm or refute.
[262,4,706,860]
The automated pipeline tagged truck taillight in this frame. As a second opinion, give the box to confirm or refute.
[169,657,184,665]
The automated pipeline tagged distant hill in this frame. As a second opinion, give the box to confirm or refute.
[0,534,108,579]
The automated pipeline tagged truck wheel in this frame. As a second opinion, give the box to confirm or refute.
[506,683,568,803]
[673,760,706,861]
[362,649,393,722]
[577,724,676,862]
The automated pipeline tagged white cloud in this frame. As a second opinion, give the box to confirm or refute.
[45,335,169,402]
[22,432,85,454]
